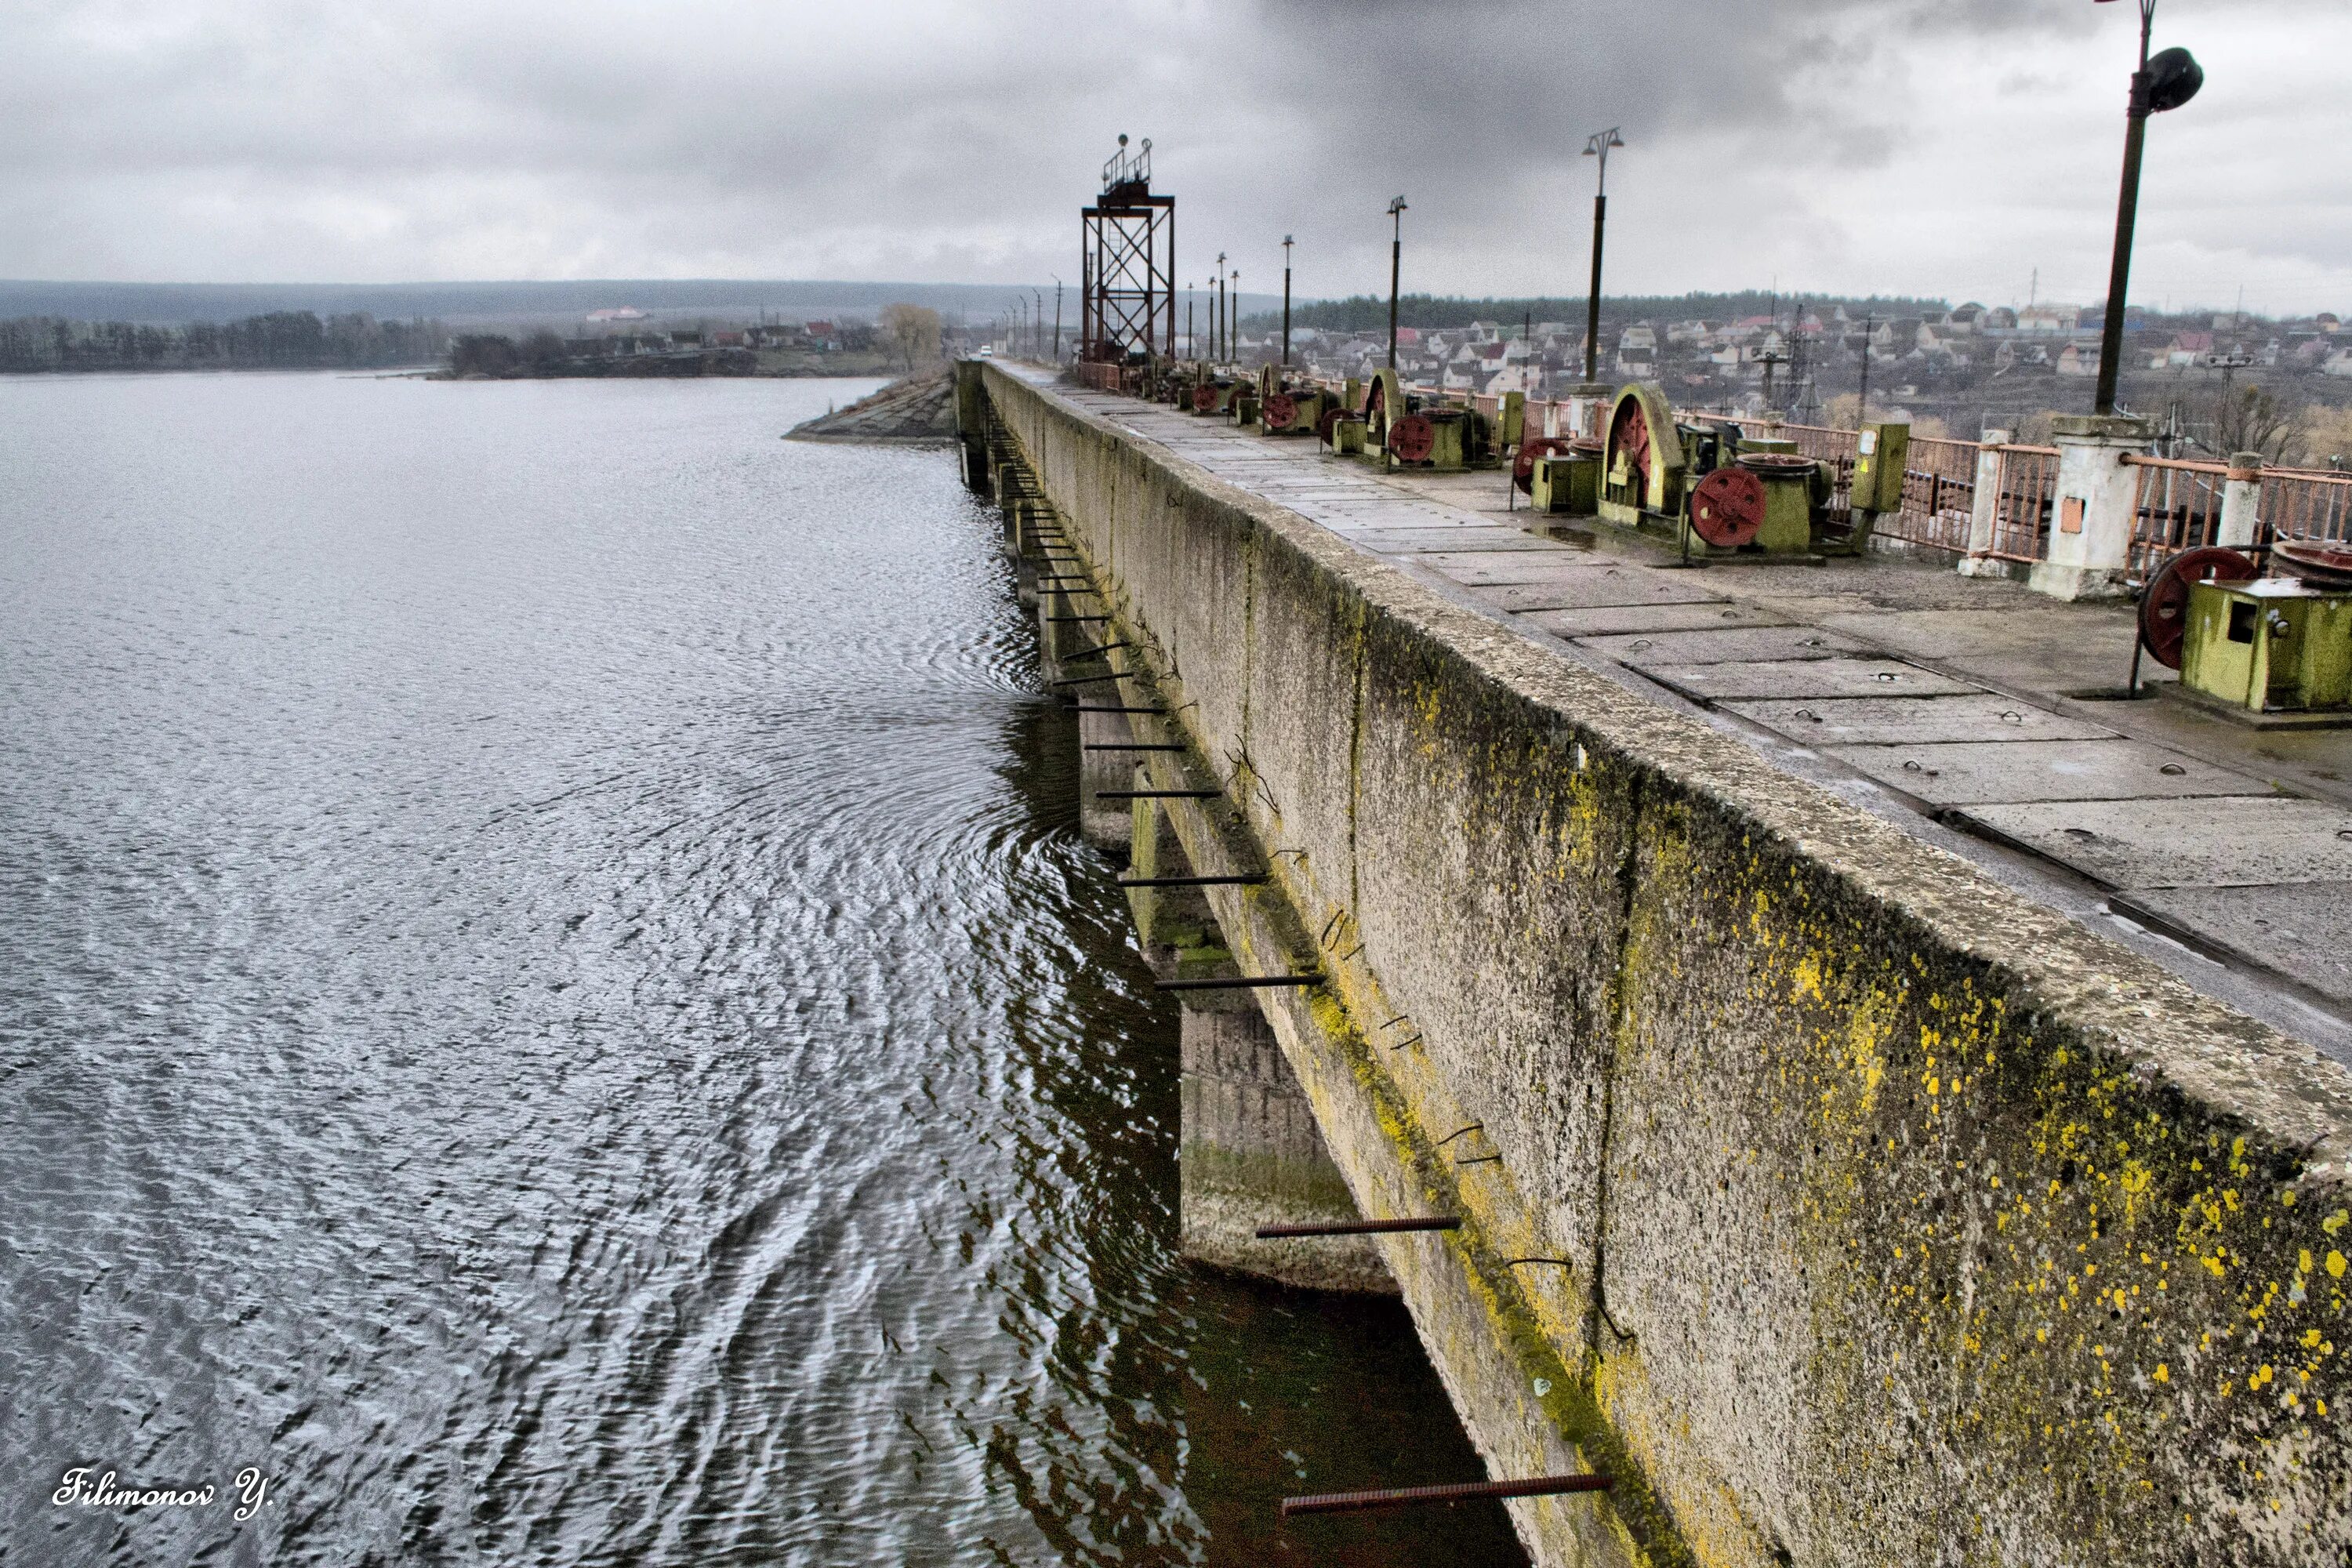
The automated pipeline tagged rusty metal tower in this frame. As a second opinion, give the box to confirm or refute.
[1080,135,1174,362]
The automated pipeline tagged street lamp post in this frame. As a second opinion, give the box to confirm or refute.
[1230,270,1240,360]
[1282,235,1294,368]
[1386,197,1406,370]
[1581,128,1623,386]
[1051,276,1062,361]
[2092,0,2202,415]
[1214,251,1227,363]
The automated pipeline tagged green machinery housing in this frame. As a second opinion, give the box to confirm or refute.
[2180,579,2352,715]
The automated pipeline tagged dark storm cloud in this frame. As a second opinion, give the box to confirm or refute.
[0,0,2343,311]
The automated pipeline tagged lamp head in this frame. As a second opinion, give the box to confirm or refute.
[2145,45,2202,110]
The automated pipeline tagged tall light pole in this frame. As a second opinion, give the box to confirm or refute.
[1581,128,1623,386]
[1214,250,1227,362]
[1051,275,1062,361]
[1282,235,1294,367]
[2092,0,2202,416]
[1386,197,1406,370]
[1230,269,1240,360]
[1187,282,1196,361]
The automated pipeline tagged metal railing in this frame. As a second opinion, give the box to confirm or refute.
[2265,467,2352,546]
[1189,376,2352,579]
[1884,435,1981,553]
[1974,445,2062,564]
[2124,455,2232,577]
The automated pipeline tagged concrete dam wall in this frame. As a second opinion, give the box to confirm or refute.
[973,362,2352,1568]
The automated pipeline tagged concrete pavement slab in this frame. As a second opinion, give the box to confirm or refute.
[1642,658,1982,704]
[1824,739,2265,807]
[1515,602,1784,637]
[1724,695,2118,746]
[1951,795,2352,888]
[2109,883,2352,1007]
[1359,531,1580,555]
[1578,626,1870,666]
[1485,568,1726,611]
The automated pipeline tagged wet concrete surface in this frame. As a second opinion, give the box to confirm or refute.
[1044,376,2352,1040]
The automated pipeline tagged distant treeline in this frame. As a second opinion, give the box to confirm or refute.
[1247,291,1955,334]
[445,332,757,379]
[0,311,449,372]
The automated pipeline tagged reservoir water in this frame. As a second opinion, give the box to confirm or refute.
[0,372,1525,1566]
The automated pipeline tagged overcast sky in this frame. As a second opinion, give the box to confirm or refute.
[6,0,2348,314]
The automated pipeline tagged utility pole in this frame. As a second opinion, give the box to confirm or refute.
[2091,0,2203,416]
[1858,313,1873,427]
[1581,128,1623,384]
[1386,196,1406,370]
[1282,235,1294,367]
[1051,276,1062,361]
[1187,284,1195,361]
[1230,269,1240,361]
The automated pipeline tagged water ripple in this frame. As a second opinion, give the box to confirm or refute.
[0,372,1523,1568]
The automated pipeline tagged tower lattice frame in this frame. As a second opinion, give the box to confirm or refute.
[1080,138,1174,362]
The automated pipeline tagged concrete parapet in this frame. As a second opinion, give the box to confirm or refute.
[982,364,2352,1568]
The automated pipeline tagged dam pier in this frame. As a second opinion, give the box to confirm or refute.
[958,354,2352,1567]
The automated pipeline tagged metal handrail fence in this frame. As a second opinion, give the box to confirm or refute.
[1886,435,1982,553]
[2263,467,2352,546]
[1973,445,2063,564]
[2123,454,2231,578]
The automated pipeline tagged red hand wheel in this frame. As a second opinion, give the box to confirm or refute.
[1389,414,1436,464]
[1514,435,1572,495]
[1689,467,1767,549]
[2139,546,2256,670]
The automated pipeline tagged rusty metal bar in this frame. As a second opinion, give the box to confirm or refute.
[2122,453,2231,473]
[1067,642,1136,660]
[1052,671,1126,687]
[1255,1217,1458,1238]
[1047,615,1111,622]
[1083,742,1185,751]
[1280,1474,1613,1517]
[1156,974,1323,992]
[1118,873,1265,887]
[1095,788,1219,799]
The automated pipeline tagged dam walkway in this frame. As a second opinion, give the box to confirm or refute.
[1014,365,2352,1058]
[971,360,2352,1568]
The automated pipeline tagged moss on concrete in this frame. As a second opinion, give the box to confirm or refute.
[979,363,2352,1568]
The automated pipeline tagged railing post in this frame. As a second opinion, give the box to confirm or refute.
[2217,451,2265,548]
[1957,430,2010,576]
[2028,414,2152,601]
